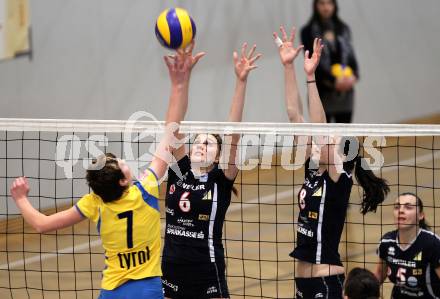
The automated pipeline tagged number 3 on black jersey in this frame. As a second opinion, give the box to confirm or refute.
[179,192,191,212]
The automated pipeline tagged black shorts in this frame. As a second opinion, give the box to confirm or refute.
[295,274,345,299]
[162,261,229,299]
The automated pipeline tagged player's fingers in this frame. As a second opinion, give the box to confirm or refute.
[186,39,195,54]
[247,44,256,59]
[193,52,206,65]
[280,25,288,41]
[315,38,321,51]
[318,39,323,52]
[289,27,296,42]
[273,33,283,48]
[233,51,238,64]
[249,53,262,64]
[164,56,173,68]
[177,48,185,57]
[241,42,247,58]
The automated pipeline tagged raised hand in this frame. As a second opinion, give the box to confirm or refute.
[164,40,206,85]
[273,26,304,66]
[335,77,356,92]
[233,43,262,81]
[10,177,30,202]
[304,38,324,76]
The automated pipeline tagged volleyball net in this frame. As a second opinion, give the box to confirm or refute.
[0,118,439,299]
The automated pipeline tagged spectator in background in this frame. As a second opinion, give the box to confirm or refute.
[301,0,359,123]
[344,268,380,299]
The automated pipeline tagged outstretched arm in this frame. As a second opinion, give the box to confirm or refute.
[223,43,261,180]
[149,41,205,180]
[304,39,346,180]
[304,38,326,124]
[374,258,388,284]
[10,177,84,233]
[274,26,304,123]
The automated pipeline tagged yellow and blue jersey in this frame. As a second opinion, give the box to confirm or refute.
[75,169,162,290]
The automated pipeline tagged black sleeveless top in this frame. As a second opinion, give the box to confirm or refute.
[162,155,235,265]
[291,160,353,266]
[378,229,440,298]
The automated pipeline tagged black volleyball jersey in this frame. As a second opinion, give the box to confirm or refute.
[291,159,353,266]
[378,229,440,298]
[162,155,235,265]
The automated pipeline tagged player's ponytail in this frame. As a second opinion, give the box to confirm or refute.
[399,192,431,230]
[419,217,430,230]
[350,155,390,215]
[419,218,431,230]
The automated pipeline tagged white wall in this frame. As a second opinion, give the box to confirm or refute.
[0,0,439,123]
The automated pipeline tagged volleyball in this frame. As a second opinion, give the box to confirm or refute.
[155,8,196,50]
[331,64,353,78]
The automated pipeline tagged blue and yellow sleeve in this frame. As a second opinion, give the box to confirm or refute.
[75,193,100,223]
[140,168,159,199]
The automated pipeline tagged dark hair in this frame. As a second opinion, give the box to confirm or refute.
[193,133,238,196]
[210,133,223,160]
[310,0,344,31]
[399,192,430,230]
[344,267,380,299]
[342,140,390,215]
[86,153,127,203]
